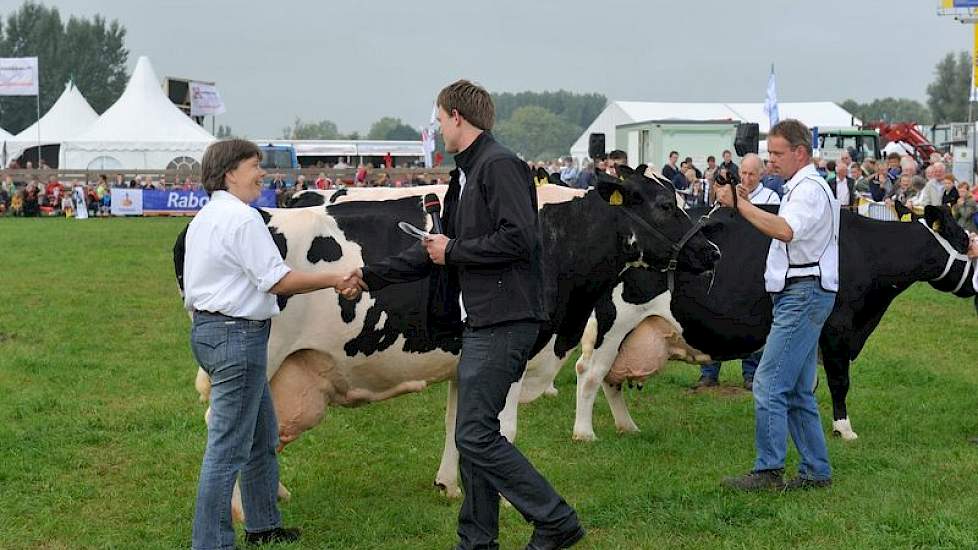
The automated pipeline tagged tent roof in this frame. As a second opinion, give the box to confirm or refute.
[10,82,98,145]
[67,56,214,145]
[0,126,12,141]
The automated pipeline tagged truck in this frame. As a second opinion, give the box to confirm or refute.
[258,143,298,188]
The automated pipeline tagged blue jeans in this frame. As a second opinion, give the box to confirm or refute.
[753,279,835,480]
[190,312,281,550]
[700,349,763,381]
[455,321,578,550]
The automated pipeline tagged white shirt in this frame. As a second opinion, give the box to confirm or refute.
[457,170,468,322]
[915,179,943,208]
[183,191,292,320]
[834,178,851,206]
[764,164,840,293]
[747,184,781,205]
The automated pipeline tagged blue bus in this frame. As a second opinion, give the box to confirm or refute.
[258,144,298,188]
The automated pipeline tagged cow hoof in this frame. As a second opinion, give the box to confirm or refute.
[616,423,640,434]
[572,430,597,442]
[543,384,559,397]
[831,418,859,441]
[434,482,462,499]
[277,482,291,502]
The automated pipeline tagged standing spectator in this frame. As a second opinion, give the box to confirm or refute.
[832,162,855,210]
[575,159,595,189]
[684,157,702,179]
[704,155,718,183]
[720,150,739,180]
[941,174,960,207]
[684,177,708,208]
[334,157,350,169]
[868,167,892,202]
[825,160,837,185]
[953,181,977,232]
[662,151,680,182]
[559,156,580,187]
[355,163,368,186]
[852,163,870,195]
[913,163,945,208]
[885,173,916,206]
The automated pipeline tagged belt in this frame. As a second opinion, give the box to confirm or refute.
[785,275,819,283]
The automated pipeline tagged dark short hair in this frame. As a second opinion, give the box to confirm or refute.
[594,152,608,161]
[608,149,628,162]
[201,139,262,194]
[826,160,836,172]
[707,155,715,162]
[887,152,901,161]
[436,79,495,131]
[722,150,732,156]
[669,151,678,158]
[768,119,812,156]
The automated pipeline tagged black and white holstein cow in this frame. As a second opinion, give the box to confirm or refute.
[174,177,720,515]
[571,204,976,442]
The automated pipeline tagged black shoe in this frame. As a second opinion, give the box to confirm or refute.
[525,525,586,550]
[743,378,753,391]
[721,469,785,491]
[244,527,301,545]
[694,376,719,389]
[783,476,832,491]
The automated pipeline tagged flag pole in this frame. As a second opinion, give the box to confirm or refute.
[36,91,41,168]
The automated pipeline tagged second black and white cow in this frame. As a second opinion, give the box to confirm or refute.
[174,176,720,514]
[570,204,976,441]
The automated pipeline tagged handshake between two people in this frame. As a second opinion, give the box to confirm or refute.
[332,234,451,300]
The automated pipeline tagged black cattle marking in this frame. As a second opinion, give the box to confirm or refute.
[256,209,292,311]
[338,293,359,323]
[287,192,326,208]
[307,236,343,264]
[173,224,189,293]
[328,189,348,203]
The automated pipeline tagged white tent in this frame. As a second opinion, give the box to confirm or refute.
[570,101,859,160]
[6,82,98,162]
[61,56,215,170]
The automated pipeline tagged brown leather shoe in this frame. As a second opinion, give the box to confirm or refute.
[721,469,785,491]
[783,476,832,490]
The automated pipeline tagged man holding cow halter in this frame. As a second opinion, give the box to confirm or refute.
[715,119,839,492]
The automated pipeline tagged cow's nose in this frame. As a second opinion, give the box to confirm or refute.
[707,247,722,264]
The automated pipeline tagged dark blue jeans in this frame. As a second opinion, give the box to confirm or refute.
[700,349,764,381]
[753,279,835,480]
[455,320,578,550]
[190,312,281,550]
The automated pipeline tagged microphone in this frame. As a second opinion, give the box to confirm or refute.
[424,193,444,234]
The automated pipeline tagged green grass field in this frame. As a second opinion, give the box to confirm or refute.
[2,216,977,549]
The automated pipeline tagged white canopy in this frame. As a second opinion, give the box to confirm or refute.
[571,100,859,160]
[6,82,98,161]
[60,56,215,170]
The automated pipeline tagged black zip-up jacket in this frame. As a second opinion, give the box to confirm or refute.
[361,132,547,329]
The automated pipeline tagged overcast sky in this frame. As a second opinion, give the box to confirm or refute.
[1,0,971,137]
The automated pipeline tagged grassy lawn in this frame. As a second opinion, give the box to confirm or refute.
[1,216,977,549]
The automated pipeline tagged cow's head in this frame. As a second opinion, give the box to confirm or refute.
[922,205,976,298]
[594,171,720,274]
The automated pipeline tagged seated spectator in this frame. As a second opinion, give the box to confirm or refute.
[0,186,8,215]
[11,190,23,216]
[61,193,74,218]
[23,182,40,217]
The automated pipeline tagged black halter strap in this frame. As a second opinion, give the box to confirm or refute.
[620,206,717,293]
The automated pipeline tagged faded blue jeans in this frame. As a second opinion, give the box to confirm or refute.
[700,349,764,382]
[190,312,281,550]
[753,278,835,481]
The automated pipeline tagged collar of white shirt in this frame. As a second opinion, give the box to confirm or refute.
[783,163,819,194]
[211,190,243,204]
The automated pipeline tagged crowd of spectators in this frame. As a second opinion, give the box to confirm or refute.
[523,147,978,233]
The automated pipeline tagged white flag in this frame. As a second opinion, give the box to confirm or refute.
[0,57,39,96]
[421,104,438,168]
[190,81,226,116]
[763,64,779,129]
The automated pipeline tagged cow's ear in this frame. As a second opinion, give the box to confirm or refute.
[595,175,640,206]
[923,205,942,231]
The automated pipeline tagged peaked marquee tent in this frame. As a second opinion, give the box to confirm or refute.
[61,56,215,170]
[6,81,99,164]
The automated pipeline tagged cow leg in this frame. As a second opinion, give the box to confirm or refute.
[195,367,211,402]
[499,375,524,443]
[435,380,462,498]
[572,319,613,442]
[823,351,858,441]
[602,382,640,434]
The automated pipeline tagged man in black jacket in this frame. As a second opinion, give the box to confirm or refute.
[354,80,584,550]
